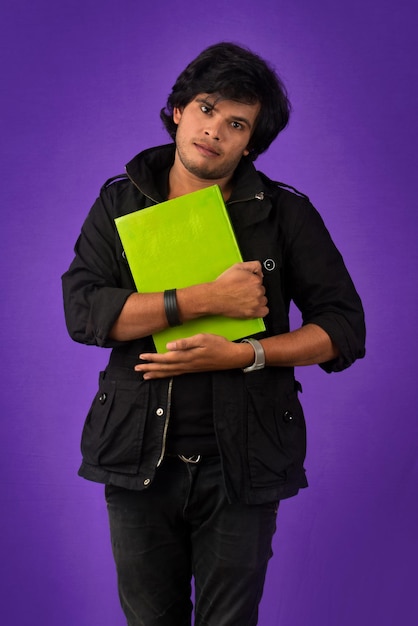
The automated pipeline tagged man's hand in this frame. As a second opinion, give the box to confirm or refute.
[135,333,253,379]
[109,260,268,343]
[134,324,340,379]
[207,261,269,319]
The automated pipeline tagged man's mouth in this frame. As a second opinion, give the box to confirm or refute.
[194,142,220,157]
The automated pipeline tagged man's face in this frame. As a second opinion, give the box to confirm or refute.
[173,94,260,182]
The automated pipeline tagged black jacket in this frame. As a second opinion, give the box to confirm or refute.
[62,144,365,504]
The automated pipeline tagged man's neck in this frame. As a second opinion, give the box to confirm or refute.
[168,160,233,201]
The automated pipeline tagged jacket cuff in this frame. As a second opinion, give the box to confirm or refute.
[304,313,366,373]
[88,287,135,347]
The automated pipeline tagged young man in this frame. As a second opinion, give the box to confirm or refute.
[62,42,365,625]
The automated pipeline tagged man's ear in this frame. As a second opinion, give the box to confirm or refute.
[173,107,182,124]
[243,148,250,156]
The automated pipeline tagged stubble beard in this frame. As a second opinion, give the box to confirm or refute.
[176,141,242,181]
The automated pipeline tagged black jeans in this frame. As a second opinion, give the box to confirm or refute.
[105,456,279,625]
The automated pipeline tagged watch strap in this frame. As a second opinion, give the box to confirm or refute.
[241,338,266,373]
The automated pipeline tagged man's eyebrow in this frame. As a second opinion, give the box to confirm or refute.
[195,97,254,129]
[195,97,216,109]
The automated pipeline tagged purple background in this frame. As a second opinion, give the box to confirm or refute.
[2,1,417,624]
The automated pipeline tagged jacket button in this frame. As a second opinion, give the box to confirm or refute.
[156,407,164,416]
[99,393,107,404]
[283,410,294,423]
[143,478,151,486]
[263,258,276,271]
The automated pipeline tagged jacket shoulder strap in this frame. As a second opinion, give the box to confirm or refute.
[258,171,310,201]
[102,173,129,190]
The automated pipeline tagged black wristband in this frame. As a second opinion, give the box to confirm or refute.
[164,289,182,327]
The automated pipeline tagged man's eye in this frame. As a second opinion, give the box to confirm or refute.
[231,121,243,130]
[201,105,212,114]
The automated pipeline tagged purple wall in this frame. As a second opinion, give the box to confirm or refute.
[2,1,417,624]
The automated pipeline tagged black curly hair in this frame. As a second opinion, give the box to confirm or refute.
[160,42,291,160]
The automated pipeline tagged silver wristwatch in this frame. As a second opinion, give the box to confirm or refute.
[241,338,266,373]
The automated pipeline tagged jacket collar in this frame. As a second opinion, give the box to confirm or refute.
[125,143,273,225]
[125,144,175,203]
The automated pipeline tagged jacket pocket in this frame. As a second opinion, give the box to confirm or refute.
[245,376,306,488]
[80,371,149,474]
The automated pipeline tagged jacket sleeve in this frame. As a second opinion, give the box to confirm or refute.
[61,183,135,348]
[283,193,366,373]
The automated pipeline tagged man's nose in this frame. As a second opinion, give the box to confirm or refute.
[204,120,221,141]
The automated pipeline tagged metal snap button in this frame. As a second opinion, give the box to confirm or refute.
[263,258,276,271]
[283,410,294,423]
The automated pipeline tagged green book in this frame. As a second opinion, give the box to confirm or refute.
[115,184,265,352]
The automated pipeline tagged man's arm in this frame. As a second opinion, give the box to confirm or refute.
[133,324,339,379]
[108,261,268,341]
[62,181,267,348]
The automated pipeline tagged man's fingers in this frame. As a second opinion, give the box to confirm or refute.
[138,335,205,364]
[241,260,263,276]
[165,338,189,351]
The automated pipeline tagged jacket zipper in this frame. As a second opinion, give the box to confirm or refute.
[156,377,173,467]
[227,191,265,206]
[126,170,161,206]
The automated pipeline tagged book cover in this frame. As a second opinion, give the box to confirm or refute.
[115,184,265,352]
